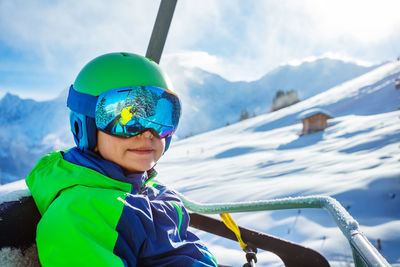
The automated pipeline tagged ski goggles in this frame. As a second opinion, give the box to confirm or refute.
[67,85,181,138]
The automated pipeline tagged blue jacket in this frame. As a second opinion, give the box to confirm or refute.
[25,147,217,266]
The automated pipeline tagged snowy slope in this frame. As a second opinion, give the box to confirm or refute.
[0,60,398,266]
[156,61,400,266]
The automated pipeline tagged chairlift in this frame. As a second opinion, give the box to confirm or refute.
[0,1,391,266]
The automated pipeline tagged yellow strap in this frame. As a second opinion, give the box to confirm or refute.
[220,213,247,250]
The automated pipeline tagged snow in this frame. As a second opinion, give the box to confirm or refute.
[0,180,30,204]
[174,58,379,138]
[0,244,40,267]
[0,92,74,183]
[0,60,399,266]
[297,108,333,120]
[156,61,400,266]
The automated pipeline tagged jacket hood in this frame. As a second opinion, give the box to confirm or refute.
[26,151,132,215]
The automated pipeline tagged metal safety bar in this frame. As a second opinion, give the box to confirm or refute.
[176,193,390,267]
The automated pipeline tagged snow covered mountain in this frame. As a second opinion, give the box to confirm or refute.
[173,58,379,137]
[0,60,399,266]
[0,58,381,183]
[156,61,400,266]
[0,90,73,184]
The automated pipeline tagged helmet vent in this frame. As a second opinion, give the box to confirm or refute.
[120,52,129,57]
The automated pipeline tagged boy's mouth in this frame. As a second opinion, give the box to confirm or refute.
[127,147,154,154]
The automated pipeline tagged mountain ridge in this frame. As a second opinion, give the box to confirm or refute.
[0,58,386,183]
[177,58,381,136]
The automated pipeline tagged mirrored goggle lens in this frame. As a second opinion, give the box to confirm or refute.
[109,117,175,138]
[95,86,181,138]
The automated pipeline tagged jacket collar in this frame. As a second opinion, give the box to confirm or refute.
[63,147,156,194]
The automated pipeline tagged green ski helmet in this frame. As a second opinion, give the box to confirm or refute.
[67,52,178,153]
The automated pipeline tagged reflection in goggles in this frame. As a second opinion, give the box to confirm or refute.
[95,86,181,138]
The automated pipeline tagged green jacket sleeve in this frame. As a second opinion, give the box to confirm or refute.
[36,185,127,267]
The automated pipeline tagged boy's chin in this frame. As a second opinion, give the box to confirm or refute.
[123,164,154,174]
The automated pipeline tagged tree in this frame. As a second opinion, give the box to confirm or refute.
[272,89,300,111]
[395,78,400,90]
[239,109,250,121]
[96,96,110,128]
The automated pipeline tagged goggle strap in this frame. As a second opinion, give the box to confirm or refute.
[67,85,97,118]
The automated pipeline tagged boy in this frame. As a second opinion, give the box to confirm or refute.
[26,52,217,266]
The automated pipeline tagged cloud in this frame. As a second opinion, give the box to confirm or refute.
[299,0,400,42]
[0,0,158,64]
[0,0,160,99]
[163,51,261,82]
[1,0,400,100]
[284,52,375,67]
[164,51,219,73]
[163,0,400,82]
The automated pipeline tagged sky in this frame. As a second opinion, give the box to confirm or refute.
[0,0,400,100]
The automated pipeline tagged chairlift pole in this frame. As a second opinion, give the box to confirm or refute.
[146,0,177,63]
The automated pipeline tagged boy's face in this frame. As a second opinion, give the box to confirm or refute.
[95,130,165,173]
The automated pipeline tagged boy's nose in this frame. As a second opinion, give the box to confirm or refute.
[138,130,154,139]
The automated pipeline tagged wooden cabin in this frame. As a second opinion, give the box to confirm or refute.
[297,108,333,135]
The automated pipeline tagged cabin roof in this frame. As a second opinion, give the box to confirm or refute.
[297,108,333,120]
